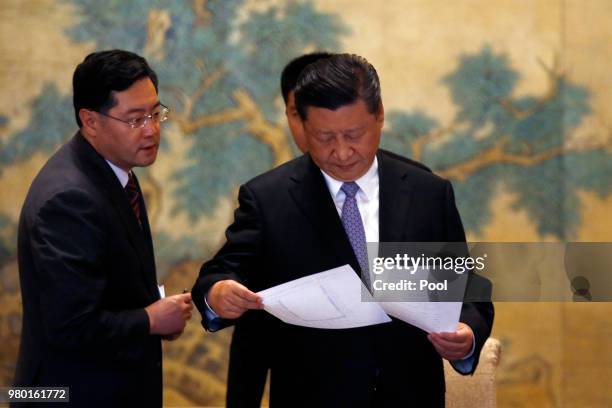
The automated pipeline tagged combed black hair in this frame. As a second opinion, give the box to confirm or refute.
[72,49,158,127]
[280,52,334,104]
[294,53,381,120]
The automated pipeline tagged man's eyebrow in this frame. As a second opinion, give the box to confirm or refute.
[345,126,366,133]
[124,101,161,115]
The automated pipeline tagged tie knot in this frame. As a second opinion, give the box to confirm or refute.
[341,181,360,198]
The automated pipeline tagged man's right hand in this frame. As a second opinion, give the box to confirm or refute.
[208,280,263,319]
[145,293,193,335]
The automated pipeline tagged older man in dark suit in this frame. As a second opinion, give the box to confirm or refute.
[14,50,193,407]
[193,53,493,407]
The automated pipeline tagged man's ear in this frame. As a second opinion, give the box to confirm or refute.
[376,102,385,126]
[79,109,98,136]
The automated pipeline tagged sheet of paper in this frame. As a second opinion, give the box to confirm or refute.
[380,301,461,333]
[258,265,391,329]
[369,264,463,333]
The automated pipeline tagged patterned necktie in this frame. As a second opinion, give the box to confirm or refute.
[125,172,142,227]
[340,182,371,289]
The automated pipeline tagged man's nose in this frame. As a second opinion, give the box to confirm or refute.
[141,117,159,136]
[334,140,353,161]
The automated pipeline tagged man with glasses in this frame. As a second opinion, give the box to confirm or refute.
[13,50,192,407]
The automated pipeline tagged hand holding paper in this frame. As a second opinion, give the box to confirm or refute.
[209,280,264,319]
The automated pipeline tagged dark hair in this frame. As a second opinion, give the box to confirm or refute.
[294,53,381,120]
[280,52,333,104]
[72,49,158,127]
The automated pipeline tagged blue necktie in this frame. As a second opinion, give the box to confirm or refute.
[341,182,371,289]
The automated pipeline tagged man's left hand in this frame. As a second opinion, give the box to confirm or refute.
[427,322,473,361]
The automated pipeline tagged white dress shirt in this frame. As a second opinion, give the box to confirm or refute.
[105,160,129,188]
[320,157,379,244]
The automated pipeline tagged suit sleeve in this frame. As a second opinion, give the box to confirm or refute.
[443,180,495,375]
[30,189,150,350]
[192,183,264,331]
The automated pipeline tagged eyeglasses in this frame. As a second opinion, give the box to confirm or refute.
[96,104,169,129]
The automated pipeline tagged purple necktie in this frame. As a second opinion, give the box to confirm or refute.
[125,172,142,227]
[341,182,371,289]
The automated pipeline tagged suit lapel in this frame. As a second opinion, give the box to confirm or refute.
[288,155,361,274]
[136,175,157,276]
[378,150,415,243]
[72,133,159,299]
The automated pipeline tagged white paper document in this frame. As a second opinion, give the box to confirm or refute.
[374,265,463,333]
[258,265,391,329]
[258,265,461,332]
[380,301,461,333]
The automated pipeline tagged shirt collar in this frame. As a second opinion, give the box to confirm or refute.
[105,160,130,188]
[320,156,378,201]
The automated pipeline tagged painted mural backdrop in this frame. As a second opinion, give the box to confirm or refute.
[1,1,611,406]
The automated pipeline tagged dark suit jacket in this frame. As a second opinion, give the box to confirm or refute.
[14,132,162,407]
[193,150,493,408]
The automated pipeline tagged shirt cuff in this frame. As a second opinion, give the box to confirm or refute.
[450,331,477,374]
[203,292,224,332]
[204,295,219,317]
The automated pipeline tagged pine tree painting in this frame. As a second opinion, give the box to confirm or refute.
[0,1,611,404]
